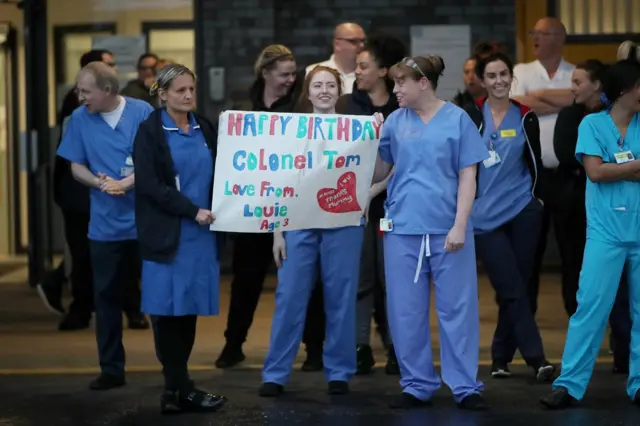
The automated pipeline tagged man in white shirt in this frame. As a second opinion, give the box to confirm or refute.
[305,22,366,94]
[509,17,575,320]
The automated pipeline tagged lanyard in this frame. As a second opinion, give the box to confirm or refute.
[489,131,498,151]
[618,137,625,152]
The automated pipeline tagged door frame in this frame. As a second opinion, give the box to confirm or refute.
[141,20,194,53]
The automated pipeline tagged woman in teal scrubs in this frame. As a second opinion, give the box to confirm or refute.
[134,64,227,414]
[540,58,640,409]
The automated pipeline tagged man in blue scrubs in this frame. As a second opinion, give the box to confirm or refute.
[57,61,153,390]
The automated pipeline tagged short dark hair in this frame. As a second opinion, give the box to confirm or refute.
[79,49,112,68]
[137,53,159,68]
[603,59,640,104]
[575,59,607,84]
[473,41,507,61]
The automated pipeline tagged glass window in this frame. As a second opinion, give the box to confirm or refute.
[556,0,640,34]
[148,29,195,71]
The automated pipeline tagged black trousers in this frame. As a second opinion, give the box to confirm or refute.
[89,239,141,377]
[224,233,324,351]
[476,199,546,365]
[533,168,631,367]
[154,315,197,392]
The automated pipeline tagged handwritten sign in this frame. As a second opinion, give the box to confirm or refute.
[210,111,381,233]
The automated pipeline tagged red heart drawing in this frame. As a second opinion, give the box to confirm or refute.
[316,171,362,214]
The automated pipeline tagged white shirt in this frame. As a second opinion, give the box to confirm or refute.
[100,96,127,129]
[511,59,575,169]
[305,54,356,94]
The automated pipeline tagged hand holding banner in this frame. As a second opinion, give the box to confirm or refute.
[210,111,381,233]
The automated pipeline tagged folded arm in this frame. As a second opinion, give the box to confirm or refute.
[583,155,640,182]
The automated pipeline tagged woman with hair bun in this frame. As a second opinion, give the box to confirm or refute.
[335,33,406,377]
[374,55,488,410]
[540,57,640,409]
[134,64,227,414]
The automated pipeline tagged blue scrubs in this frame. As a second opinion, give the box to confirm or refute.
[379,103,488,402]
[553,111,640,401]
[472,104,547,366]
[140,110,220,317]
[57,97,153,378]
[262,225,364,385]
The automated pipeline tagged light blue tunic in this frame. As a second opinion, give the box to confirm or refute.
[141,110,220,316]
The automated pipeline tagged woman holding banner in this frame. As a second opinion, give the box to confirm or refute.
[372,56,489,410]
[133,64,227,414]
[259,66,381,397]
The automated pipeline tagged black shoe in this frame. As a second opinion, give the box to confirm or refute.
[613,364,629,375]
[355,344,375,375]
[36,283,65,315]
[458,393,488,410]
[179,389,227,412]
[534,361,556,382]
[301,347,323,372]
[126,312,150,330]
[327,380,349,395]
[540,387,576,409]
[89,373,125,390]
[490,361,511,379]
[161,390,182,415]
[259,382,284,397]
[385,345,400,375]
[215,343,245,368]
[389,392,431,409]
[58,313,91,331]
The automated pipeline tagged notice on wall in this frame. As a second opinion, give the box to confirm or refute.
[410,25,471,101]
[92,35,147,78]
[210,111,381,233]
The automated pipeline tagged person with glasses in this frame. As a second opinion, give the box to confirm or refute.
[305,22,366,95]
[374,56,488,410]
[121,53,159,105]
[464,52,555,382]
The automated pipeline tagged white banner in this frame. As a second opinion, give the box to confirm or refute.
[210,111,381,233]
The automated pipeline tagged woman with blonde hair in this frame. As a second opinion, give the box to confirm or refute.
[215,44,321,369]
[134,64,227,414]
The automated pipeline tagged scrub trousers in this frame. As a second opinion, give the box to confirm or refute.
[553,237,640,401]
[223,232,324,351]
[89,239,141,378]
[153,315,197,393]
[356,220,391,346]
[262,226,363,385]
[475,199,547,365]
[384,233,483,403]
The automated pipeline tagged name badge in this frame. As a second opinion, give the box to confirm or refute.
[380,218,393,232]
[500,129,517,138]
[615,151,635,164]
[125,156,134,166]
[120,167,134,177]
[483,150,501,168]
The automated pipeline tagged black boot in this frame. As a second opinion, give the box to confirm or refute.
[385,345,400,375]
[356,344,375,375]
[301,345,323,372]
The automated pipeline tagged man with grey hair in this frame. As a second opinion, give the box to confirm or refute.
[305,22,366,94]
[57,61,154,390]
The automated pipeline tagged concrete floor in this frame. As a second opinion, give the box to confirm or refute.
[0,268,636,425]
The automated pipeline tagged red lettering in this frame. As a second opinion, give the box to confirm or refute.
[308,115,313,139]
[372,120,381,139]
[260,181,269,196]
[269,114,279,136]
[335,156,345,168]
[259,220,269,230]
[294,155,306,169]
[258,148,267,171]
[228,112,243,136]
[337,117,350,140]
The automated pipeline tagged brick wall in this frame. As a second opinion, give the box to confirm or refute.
[196,0,515,117]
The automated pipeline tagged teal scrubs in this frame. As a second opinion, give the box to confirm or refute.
[552,110,640,401]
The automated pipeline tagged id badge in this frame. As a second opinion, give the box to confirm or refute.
[614,151,635,164]
[120,167,134,177]
[380,218,393,232]
[483,151,501,168]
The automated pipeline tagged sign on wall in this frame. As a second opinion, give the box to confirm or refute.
[210,111,381,233]
[410,25,471,101]
[92,35,146,79]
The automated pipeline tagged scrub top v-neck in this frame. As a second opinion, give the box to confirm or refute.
[378,102,489,235]
[57,96,154,241]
